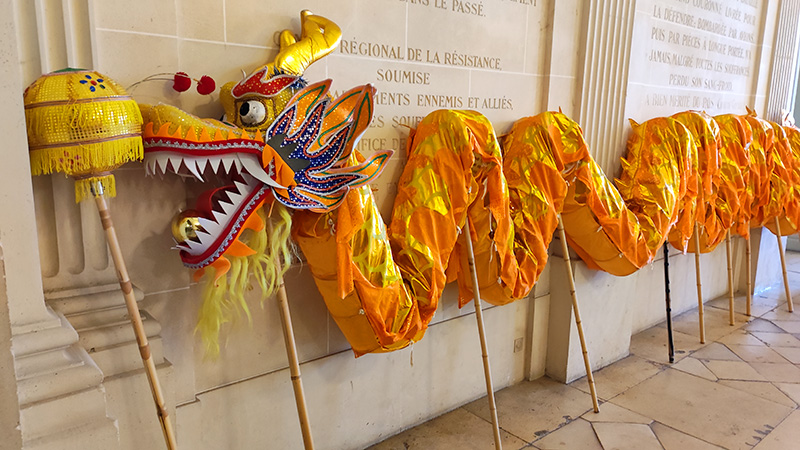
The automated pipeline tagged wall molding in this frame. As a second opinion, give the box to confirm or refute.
[578,0,636,176]
[765,0,800,122]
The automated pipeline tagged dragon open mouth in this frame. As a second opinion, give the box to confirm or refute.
[140,80,392,271]
[141,106,274,268]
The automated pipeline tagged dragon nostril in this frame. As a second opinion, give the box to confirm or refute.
[239,103,250,116]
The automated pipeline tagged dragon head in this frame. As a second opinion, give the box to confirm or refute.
[140,12,391,271]
[138,11,392,354]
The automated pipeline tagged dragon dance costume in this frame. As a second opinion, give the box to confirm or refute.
[139,11,800,356]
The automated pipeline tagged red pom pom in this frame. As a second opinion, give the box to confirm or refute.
[196,75,216,95]
[172,72,191,92]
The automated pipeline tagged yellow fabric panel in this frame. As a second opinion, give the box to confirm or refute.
[292,186,423,356]
[388,110,514,319]
[455,112,569,306]
[670,111,725,253]
[744,115,776,227]
[766,125,800,235]
[714,114,752,238]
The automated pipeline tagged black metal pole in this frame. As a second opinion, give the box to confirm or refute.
[663,242,675,363]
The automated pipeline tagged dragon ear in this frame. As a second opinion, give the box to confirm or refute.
[273,11,341,76]
[278,29,297,50]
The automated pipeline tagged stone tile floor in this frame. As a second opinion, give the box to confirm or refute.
[368,252,800,450]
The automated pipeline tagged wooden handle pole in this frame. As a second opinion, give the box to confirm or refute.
[775,219,794,313]
[746,233,752,316]
[462,218,503,450]
[93,193,177,450]
[269,221,315,450]
[693,223,705,344]
[557,216,600,413]
[725,230,735,325]
[663,243,675,364]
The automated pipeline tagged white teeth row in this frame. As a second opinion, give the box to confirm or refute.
[144,152,245,181]
[180,174,257,255]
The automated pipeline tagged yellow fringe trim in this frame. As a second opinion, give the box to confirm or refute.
[74,175,116,203]
[196,204,294,357]
[29,136,143,178]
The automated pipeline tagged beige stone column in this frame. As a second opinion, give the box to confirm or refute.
[543,0,639,383]
[0,251,22,450]
[764,0,800,121]
[0,2,121,448]
[576,0,636,175]
[15,1,177,449]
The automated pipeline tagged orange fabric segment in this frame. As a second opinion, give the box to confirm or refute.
[766,124,800,235]
[744,114,775,227]
[453,112,569,306]
[714,114,752,238]
[389,110,510,318]
[670,111,725,253]
[291,108,797,358]
[559,117,691,276]
[292,186,423,357]
[659,117,700,253]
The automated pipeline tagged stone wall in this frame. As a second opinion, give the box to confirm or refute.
[2,0,798,449]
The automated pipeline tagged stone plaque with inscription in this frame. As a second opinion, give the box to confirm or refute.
[308,0,546,214]
[626,0,764,121]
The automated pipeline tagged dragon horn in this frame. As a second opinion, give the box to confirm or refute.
[272,10,341,76]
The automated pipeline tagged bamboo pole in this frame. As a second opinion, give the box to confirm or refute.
[693,223,705,344]
[663,243,675,364]
[746,233,752,316]
[774,219,794,313]
[93,187,177,450]
[462,218,503,450]
[268,220,315,450]
[726,230,735,326]
[557,216,600,413]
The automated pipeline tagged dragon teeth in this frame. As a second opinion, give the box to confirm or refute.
[168,156,182,172]
[233,179,249,195]
[156,157,169,175]
[211,209,229,225]
[239,157,273,184]
[198,217,222,234]
[198,159,210,175]
[186,160,204,181]
[226,189,246,207]
[209,158,222,173]
[222,156,235,173]
[144,158,157,176]
[185,228,215,253]
[219,198,238,216]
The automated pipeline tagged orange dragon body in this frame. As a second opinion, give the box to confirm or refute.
[139,12,799,357]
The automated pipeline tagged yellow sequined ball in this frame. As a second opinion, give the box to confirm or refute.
[24,68,143,202]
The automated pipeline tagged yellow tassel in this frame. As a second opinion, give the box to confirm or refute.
[195,204,294,357]
[28,135,143,178]
[73,174,116,203]
[196,266,230,358]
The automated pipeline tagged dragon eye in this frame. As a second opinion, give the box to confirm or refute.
[238,100,267,126]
